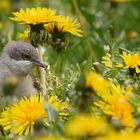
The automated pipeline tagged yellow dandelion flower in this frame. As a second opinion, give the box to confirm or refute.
[44,16,83,37]
[121,52,140,73]
[0,95,47,135]
[10,7,61,25]
[65,115,110,138]
[98,132,140,140]
[85,72,110,95]
[85,72,135,127]
[48,95,69,118]
[102,53,113,68]
[95,96,134,127]
[35,135,65,140]
[17,28,30,40]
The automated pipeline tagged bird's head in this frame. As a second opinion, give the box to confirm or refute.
[2,41,44,76]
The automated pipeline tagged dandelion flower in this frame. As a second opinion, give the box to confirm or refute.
[65,115,110,138]
[0,94,69,135]
[85,72,135,127]
[0,95,47,135]
[98,132,140,140]
[35,135,65,140]
[10,7,61,25]
[44,16,83,37]
[95,96,134,127]
[121,52,140,73]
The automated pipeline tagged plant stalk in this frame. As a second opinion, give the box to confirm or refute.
[38,46,46,95]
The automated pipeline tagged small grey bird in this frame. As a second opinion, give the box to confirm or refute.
[0,41,44,97]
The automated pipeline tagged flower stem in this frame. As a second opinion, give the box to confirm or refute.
[55,53,62,74]
[71,0,97,62]
[38,46,46,95]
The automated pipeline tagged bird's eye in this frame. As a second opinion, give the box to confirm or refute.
[22,53,30,60]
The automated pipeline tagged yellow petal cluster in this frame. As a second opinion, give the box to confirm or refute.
[98,132,140,140]
[121,52,140,73]
[102,53,113,68]
[0,95,47,135]
[44,16,83,37]
[0,94,70,135]
[85,72,135,127]
[35,135,65,140]
[17,28,30,40]
[65,115,109,138]
[10,7,61,25]
[48,95,69,118]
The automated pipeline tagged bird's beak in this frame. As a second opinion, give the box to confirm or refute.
[32,60,45,68]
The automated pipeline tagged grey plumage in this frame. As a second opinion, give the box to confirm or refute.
[0,41,44,97]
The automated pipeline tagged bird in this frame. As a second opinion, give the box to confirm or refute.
[0,41,44,97]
